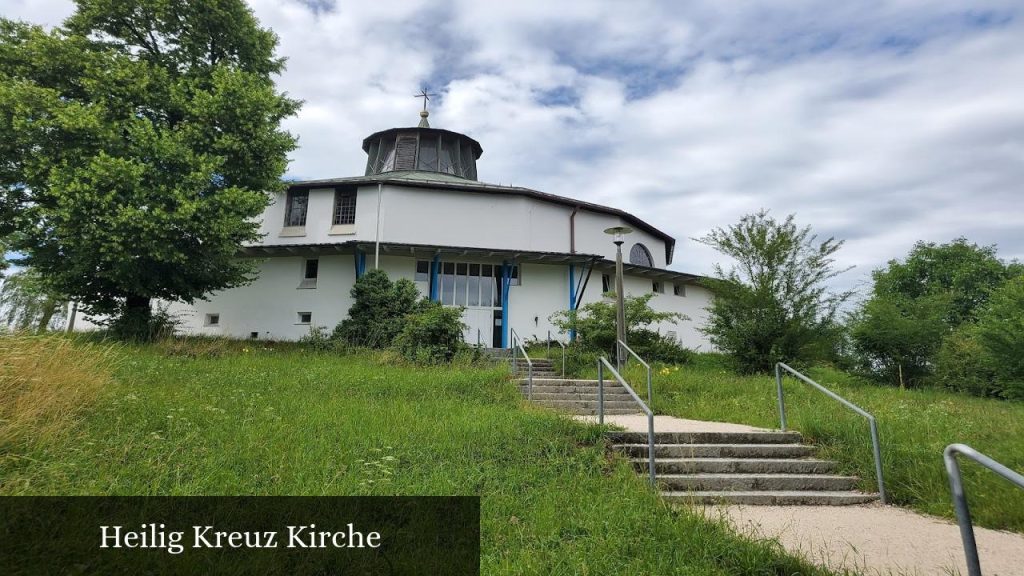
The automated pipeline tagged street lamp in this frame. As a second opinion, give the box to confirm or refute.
[604,226,633,371]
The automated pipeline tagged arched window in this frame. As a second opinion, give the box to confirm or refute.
[629,243,653,267]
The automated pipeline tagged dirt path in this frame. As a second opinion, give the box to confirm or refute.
[707,504,1024,575]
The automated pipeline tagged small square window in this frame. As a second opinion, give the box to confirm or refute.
[601,274,611,293]
[652,281,664,294]
[297,312,312,325]
[205,313,220,326]
[249,331,259,339]
[674,283,686,297]
[415,260,429,282]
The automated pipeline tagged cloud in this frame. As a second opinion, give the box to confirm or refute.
[8,0,1024,298]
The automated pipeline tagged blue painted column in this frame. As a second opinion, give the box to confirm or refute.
[568,263,577,342]
[501,262,512,348]
[429,255,440,301]
[354,249,367,279]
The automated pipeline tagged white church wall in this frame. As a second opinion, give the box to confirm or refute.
[166,254,358,340]
[256,184,673,266]
[506,263,571,344]
[570,211,667,268]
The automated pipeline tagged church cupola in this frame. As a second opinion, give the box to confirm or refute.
[361,95,483,180]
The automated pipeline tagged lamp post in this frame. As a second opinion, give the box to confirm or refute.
[604,226,633,371]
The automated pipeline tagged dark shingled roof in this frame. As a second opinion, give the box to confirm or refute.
[285,171,677,265]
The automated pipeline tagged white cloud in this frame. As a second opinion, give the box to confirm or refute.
[7,0,1024,298]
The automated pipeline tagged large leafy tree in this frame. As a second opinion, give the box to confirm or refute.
[697,211,852,373]
[0,0,299,338]
[849,238,1014,386]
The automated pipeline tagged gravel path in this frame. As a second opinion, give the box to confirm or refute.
[707,504,1024,575]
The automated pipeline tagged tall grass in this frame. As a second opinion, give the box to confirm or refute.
[0,340,847,575]
[0,334,120,452]
[645,354,1024,532]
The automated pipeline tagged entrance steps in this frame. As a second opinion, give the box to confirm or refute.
[515,372,876,506]
[607,429,878,506]
[519,377,637,415]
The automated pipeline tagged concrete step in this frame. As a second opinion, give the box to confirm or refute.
[540,407,639,415]
[616,443,818,459]
[636,458,838,475]
[520,378,604,386]
[662,490,879,506]
[528,392,634,402]
[657,473,859,492]
[608,431,802,445]
[521,385,629,395]
[531,399,637,411]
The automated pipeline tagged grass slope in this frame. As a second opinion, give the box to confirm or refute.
[622,354,1024,533]
[0,338,838,575]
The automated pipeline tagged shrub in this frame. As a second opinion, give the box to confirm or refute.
[550,293,688,362]
[933,326,999,397]
[107,303,180,342]
[298,326,344,353]
[334,270,422,347]
[393,302,466,364]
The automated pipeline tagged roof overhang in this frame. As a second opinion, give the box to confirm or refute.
[593,259,707,284]
[239,241,603,265]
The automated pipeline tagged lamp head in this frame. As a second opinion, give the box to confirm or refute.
[603,226,633,246]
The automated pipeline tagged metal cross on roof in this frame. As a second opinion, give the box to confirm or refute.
[414,89,438,111]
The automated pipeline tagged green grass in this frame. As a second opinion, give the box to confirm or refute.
[0,339,843,575]
[608,353,1024,533]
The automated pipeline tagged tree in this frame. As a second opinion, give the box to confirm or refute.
[0,1,300,339]
[973,275,1024,399]
[849,238,1014,386]
[696,211,852,373]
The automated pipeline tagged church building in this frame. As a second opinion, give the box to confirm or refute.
[160,107,714,349]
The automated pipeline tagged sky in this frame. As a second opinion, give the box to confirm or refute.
[4,0,1024,298]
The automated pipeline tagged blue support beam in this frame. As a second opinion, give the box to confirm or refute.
[501,262,512,348]
[429,255,440,301]
[354,250,366,279]
[568,263,577,342]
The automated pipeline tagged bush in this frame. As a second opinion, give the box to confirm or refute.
[933,326,999,397]
[393,302,466,364]
[298,326,346,353]
[550,293,688,362]
[107,303,180,342]
[334,270,422,348]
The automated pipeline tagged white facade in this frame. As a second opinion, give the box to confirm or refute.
[75,120,714,349]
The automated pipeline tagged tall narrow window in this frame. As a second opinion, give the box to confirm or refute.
[300,258,318,289]
[333,188,357,225]
[415,260,429,282]
[418,135,438,171]
[601,274,611,293]
[652,281,664,294]
[674,283,686,297]
[284,190,308,227]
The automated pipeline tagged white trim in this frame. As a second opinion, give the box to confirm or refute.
[279,226,306,237]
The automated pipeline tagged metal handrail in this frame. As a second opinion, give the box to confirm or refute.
[775,362,887,504]
[944,444,1024,576]
[617,339,651,405]
[598,357,656,487]
[547,330,566,377]
[510,328,534,399]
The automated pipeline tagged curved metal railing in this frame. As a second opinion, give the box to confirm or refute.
[598,357,655,487]
[617,339,651,405]
[944,443,1024,576]
[510,328,534,399]
[775,362,887,504]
